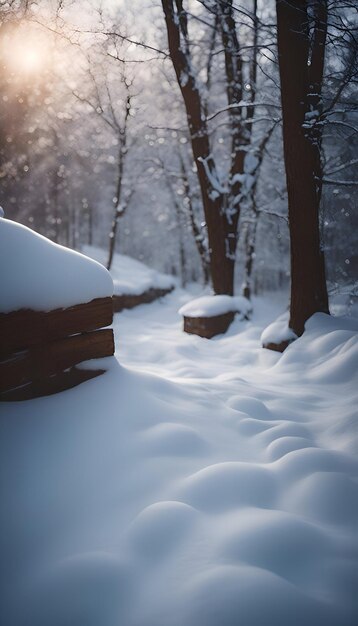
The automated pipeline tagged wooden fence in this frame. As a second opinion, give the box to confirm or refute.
[0,296,114,401]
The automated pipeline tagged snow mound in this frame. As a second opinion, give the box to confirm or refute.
[285,470,358,526]
[0,219,113,313]
[126,501,198,561]
[84,245,176,296]
[179,461,277,512]
[274,313,358,383]
[227,395,273,420]
[140,422,208,456]
[217,508,331,580]
[176,563,340,626]
[179,294,252,318]
[261,311,297,346]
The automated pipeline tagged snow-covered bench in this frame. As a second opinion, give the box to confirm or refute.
[179,295,252,338]
[0,219,114,400]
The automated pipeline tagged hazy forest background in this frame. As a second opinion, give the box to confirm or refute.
[0,0,357,304]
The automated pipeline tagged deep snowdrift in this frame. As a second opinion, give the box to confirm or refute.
[0,288,357,626]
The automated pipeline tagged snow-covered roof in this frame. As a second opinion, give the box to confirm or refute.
[0,219,113,314]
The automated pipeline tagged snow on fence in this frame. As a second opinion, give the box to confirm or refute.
[113,286,174,312]
[82,246,176,313]
[0,219,114,401]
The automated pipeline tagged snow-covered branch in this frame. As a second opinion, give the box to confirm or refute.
[207,101,280,122]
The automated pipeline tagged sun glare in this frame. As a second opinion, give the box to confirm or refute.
[1,27,47,76]
[14,43,43,73]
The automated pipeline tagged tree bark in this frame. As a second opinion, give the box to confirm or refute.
[276,0,329,336]
[161,0,239,295]
[178,154,210,285]
[242,123,276,300]
[106,91,132,271]
[243,220,258,300]
[107,140,126,270]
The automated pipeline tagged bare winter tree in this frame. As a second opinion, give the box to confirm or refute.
[152,150,210,285]
[72,57,135,270]
[161,0,261,295]
[105,77,134,271]
[177,151,210,285]
[241,121,279,299]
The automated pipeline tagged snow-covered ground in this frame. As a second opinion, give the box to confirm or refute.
[83,245,176,296]
[1,286,357,626]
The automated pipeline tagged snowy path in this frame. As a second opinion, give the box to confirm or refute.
[1,289,357,626]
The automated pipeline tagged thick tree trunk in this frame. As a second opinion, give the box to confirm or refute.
[208,207,236,295]
[276,0,329,337]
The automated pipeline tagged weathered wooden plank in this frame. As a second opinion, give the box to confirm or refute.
[0,367,105,402]
[0,297,113,357]
[262,339,292,353]
[183,312,235,339]
[0,328,114,393]
[113,287,174,313]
